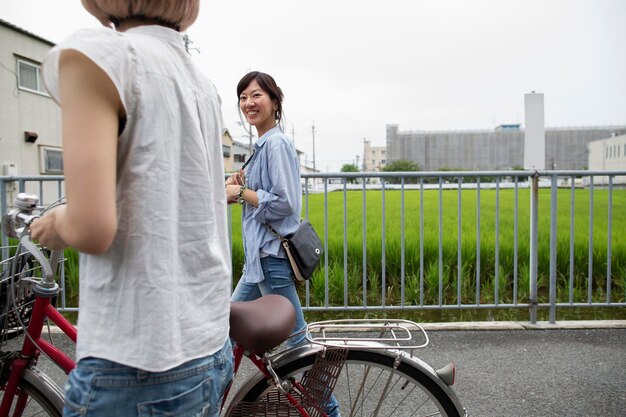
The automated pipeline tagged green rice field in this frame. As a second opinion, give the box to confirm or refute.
[229,187,626,320]
[52,186,625,321]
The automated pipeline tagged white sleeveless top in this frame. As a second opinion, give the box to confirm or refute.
[43,25,231,371]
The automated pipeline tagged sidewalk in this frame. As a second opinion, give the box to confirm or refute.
[6,321,626,416]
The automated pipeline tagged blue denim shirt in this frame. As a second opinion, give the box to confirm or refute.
[241,126,301,283]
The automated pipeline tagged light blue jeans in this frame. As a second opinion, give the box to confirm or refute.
[232,255,340,417]
[62,341,233,417]
[232,255,307,346]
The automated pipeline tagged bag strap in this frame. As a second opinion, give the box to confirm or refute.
[264,218,305,242]
[282,240,305,281]
[264,222,286,242]
[241,149,256,170]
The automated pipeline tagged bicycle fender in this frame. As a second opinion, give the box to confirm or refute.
[22,366,65,412]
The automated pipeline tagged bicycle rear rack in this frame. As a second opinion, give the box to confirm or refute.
[305,319,429,351]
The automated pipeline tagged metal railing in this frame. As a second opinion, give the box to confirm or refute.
[2,171,625,323]
[297,170,625,323]
[1,175,68,309]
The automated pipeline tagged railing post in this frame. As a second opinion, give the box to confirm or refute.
[549,174,557,323]
[529,174,539,323]
[362,177,367,308]
[1,180,8,267]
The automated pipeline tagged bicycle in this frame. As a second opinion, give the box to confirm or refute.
[1,192,468,417]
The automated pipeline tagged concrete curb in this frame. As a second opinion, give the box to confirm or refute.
[422,320,626,331]
[44,320,626,334]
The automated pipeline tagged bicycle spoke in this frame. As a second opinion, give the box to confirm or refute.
[226,349,462,417]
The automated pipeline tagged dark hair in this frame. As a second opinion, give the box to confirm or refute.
[237,71,284,124]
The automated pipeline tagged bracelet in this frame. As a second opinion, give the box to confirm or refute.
[237,185,248,205]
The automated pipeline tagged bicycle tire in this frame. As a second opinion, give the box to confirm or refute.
[225,347,464,417]
[0,367,64,417]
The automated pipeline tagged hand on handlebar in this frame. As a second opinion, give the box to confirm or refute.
[225,184,242,205]
[225,169,246,205]
[225,169,244,186]
[29,205,69,250]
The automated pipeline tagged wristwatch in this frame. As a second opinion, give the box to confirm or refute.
[237,185,248,205]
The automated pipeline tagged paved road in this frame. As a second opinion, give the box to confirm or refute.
[420,324,626,416]
[4,321,625,416]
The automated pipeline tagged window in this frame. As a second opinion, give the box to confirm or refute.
[222,145,231,158]
[234,154,246,163]
[39,146,63,174]
[17,59,47,94]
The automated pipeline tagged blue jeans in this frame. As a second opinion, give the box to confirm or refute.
[232,256,340,416]
[232,255,307,347]
[62,341,233,417]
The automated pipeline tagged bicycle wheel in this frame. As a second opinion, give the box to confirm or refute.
[225,347,465,417]
[0,367,64,417]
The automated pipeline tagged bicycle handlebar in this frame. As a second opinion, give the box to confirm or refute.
[2,193,62,289]
[2,193,41,239]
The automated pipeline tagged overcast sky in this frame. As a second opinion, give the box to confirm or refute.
[3,0,626,171]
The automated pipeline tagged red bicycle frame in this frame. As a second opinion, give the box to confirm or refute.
[221,343,316,417]
[1,300,317,417]
[0,290,76,415]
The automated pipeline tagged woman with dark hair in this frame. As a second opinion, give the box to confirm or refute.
[225,71,340,417]
[225,71,304,342]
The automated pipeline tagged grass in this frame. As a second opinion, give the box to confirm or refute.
[45,186,626,321]
[235,186,626,311]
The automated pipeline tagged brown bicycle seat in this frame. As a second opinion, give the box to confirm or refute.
[230,294,297,355]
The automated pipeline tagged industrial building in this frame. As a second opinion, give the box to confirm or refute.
[386,124,626,171]
[587,133,626,184]
[363,139,387,172]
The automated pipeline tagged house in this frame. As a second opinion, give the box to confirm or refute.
[0,18,238,206]
[0,19,61,179]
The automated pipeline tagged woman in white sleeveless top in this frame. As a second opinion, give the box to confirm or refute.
[31,1,232,416]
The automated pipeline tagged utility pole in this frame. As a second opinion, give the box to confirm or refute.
[291,125,296,143]
[312,124,316,172]
[355,154,360,169]
[247,124,253,155]
[363,137,367,171]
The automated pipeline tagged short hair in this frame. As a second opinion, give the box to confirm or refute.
[237,71,285,125]
[81,0,200,32]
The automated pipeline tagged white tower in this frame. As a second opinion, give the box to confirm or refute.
[524,92,545,170]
